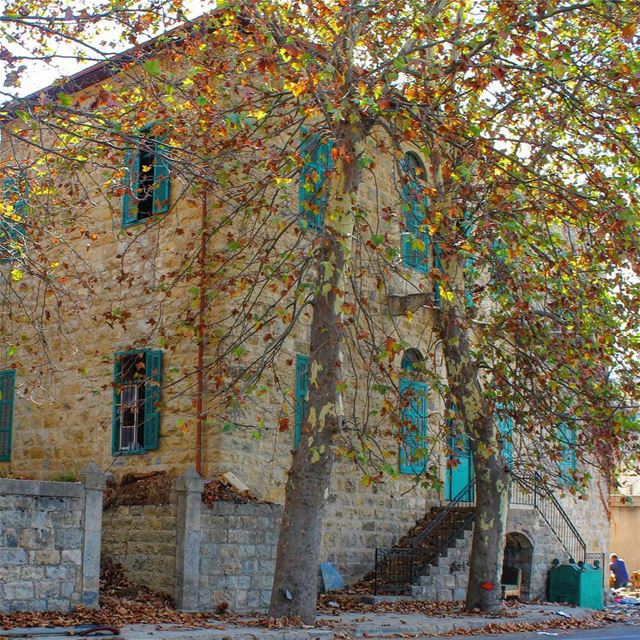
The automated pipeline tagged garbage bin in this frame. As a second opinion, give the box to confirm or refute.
[548,560,604,610]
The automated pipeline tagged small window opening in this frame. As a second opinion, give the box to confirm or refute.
[136,141,155,219]
[118,353,146,451]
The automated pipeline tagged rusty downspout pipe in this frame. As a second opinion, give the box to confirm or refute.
[195,194,207,475]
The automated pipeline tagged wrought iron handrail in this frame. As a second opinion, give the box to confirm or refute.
[374,478,475,594]
[511,472,586,564]
[411,480,475,548]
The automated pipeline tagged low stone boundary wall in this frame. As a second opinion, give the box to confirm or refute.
[101,502,177,596]
[199,501,281,611]
[0,463,105,612]
[102,467,282,613]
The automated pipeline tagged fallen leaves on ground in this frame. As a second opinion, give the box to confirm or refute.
[443,614,605,636]
[317,594,522,617]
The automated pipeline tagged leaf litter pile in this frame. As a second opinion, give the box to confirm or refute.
[441,612,608,636]
[103,471,262,510]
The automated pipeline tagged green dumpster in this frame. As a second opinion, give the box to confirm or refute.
[548,561,604,610]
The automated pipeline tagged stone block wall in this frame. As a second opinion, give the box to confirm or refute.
[100,469,282,613]
[0,464,104,612]
[199,501,282,612]
[101,502,177,595]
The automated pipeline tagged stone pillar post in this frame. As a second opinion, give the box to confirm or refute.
[81,461,106,608]
[175,465,205,610]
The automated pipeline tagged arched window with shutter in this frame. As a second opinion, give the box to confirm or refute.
[400,152,429,273]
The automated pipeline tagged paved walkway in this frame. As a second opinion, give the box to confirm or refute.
[116,604,596,640]
[1,605,600,640]
[321,603,593,636]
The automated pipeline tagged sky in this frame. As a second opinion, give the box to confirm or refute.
[0,1,211,102]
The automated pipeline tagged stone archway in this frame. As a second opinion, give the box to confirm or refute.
[503,531,534,601]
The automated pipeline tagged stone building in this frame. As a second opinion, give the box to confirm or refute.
[0,25,610,609]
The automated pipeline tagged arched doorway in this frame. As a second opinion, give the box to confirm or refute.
[503,532,534,601]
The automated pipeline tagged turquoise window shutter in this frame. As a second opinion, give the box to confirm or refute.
[143,349,162,451]
[1,177,27,263]
[400,153,429,273]
[152,139,171,215]
[557,422,576,483]
[399,378,428,474]
[0,369,16,462]
[294,354,309,448]
[496,404,514,468]
[112,352,124,454]
[121,148,139,227]
[433,236,443,306]
[299,134,333,231]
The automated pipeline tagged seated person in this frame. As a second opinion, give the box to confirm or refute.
[610,553,629,589]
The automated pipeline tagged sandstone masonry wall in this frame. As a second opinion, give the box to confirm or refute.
[199,501,282,612]
[99,470,281,613]
[0,465,104,612]
[101,502,177,596]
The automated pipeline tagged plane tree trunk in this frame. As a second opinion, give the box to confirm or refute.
[269,134,363,623]
[436,252,509,612]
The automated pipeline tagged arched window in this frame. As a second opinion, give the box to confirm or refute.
[298,133,334,231]
[401,348,424,372]
[400,152,429,273]
[399,348,428,474]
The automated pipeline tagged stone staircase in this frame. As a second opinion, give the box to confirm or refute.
[373,502,475,598]
[409,507,473,602]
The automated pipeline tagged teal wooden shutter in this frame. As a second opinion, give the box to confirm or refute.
[299,134,333,231]
[496,404,514,468]
[462,211,475,308]
[112,352,124,454]
[400,154,429,273]
[557,422,576,482]
[0,369,15,462]
[399,378,428,474]
[121,147,139,227]
[152,138,171,215]
[433,236,443,306]
[1,177,27,262]
[143,349,162,451]
[294,354,309,448]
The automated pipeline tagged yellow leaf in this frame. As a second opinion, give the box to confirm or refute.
[10,269,23,282]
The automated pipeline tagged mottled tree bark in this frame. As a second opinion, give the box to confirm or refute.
[269,138,362,623]
[436,252,510,613]
[465,436,509,611]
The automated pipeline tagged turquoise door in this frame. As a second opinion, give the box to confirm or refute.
[446,432,474,501]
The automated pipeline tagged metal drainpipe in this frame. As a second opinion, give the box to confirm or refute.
[195,194,207,475]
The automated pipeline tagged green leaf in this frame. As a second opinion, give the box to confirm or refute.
[57,93,73,106]
[143,59,162,77]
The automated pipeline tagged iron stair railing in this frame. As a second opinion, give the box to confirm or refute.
[374,472,593,595]
[374,479,475,594]
[510,472,587,564]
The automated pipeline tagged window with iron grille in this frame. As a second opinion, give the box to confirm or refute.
[0,369,16,462]
[298,133,333,231]
[112,350,162,454]
[1,176,28,263]
[121,130,171,228]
